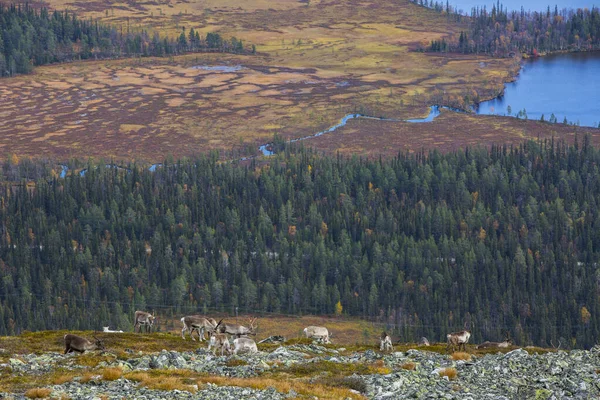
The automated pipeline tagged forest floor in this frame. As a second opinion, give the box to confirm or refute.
[0,0,559,161]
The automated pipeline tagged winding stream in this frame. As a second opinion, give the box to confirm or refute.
[259,107,443,156]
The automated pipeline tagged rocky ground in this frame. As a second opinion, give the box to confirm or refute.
[1,343,599,399]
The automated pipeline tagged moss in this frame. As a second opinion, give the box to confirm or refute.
[281,360,390,377]
[225,358,248,367]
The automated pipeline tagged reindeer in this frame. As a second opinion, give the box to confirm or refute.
[303,326,331,344]
[476,332,512,349]
[64,334,104,354]
[134,310,156,333]
[207,321,232,355]
[102,326,124,333]
[418,337,430,347]
[181,316,217,341]
[446,322,471,352]
[217,318,257,339]
[233,337,258,355]
[380,332,393,352]
[476,339,512,349]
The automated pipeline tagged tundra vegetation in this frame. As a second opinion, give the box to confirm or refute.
[0,0,525,160]
[0,140,600,348]
[0,329,598,399]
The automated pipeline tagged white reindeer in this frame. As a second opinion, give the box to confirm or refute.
[380,332,393,352]
[102,326,124,333]
[303,326,331,344]
[233,337,258,355]
[447,323,471,352]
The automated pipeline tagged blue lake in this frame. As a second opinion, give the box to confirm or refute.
[476,52,600,127]
[452,1,597,13]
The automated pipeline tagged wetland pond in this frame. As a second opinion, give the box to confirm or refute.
[476,52,600,127]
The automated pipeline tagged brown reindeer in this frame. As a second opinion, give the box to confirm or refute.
[64,334,104,354]
[218,318,257,339]
[134,310,155,333]
[208,320,232,356]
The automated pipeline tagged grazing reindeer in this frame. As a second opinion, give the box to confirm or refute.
[218,318,257,339]
[447,322,471,352]
[233,337,258,355]
[181,316,217,341]
[102,326,124,333]
[418,337,431,347]
[64,334,104,354]
[134,310,156,333]
[303,326,331,344]
[208,321,232,355]
[380,332,393,352]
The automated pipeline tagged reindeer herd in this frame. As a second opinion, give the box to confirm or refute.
[65,311,512,356]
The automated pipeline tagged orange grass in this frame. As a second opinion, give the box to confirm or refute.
[451,352,472,361]
[438,368,458,380]
[24,388,52,398]
[101,367,123,381]
[198,376,365,400]
[401,362,416,370]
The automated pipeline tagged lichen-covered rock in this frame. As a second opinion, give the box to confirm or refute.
[3,345,600,399]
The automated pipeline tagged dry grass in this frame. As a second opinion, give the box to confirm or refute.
[79,372,95,383]
[51,374,74,385]
[24,388,52,399]
[125,371,199,393]
[451,352,472,361]
[401,362,416,370]
[438,368,458,380]
[198,376,365,400]
[101,367,123,381]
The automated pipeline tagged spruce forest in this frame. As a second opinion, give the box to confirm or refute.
[0,3,248,77]
[0,139,599,348]
[419,0,600,55]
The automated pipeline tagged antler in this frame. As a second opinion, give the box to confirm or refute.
[551,339,562,350]
[214,319,223,332]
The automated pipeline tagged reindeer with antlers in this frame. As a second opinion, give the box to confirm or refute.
[447,322,471,352]
[208,320,232,356]
[217,317,257,339]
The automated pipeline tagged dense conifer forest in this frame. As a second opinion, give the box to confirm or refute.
[0,140,599,348]
[0,3,249,77]
[414,0,600,55]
